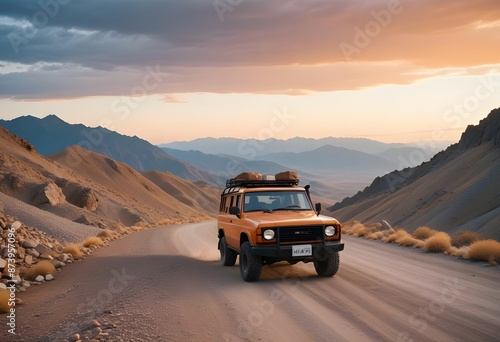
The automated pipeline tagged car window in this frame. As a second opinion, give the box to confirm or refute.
[243,191,312,212]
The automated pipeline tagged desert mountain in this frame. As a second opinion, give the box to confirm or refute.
[0,127,214,232]
[258,144,398,173]
[0,115,225,186]
[161,136,448,156]
[329,108,500,240]
[142,171,221,214]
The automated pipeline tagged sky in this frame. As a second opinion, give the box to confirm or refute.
[0,0,499,145]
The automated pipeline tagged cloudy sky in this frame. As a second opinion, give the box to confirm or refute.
[1,0,499,144]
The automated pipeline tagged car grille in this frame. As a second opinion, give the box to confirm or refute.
[278,226,324,244]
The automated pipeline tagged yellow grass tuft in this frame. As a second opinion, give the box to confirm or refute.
[466,240,500,265]
[97,229,117,239]
[385,229,406,243]
[23,260,56,281]
[395,232,419,247]
[82,236,104,248]
[0,289,10,313]
[412,226,438,240]
[424,232,451,253]
[63,243,83,259]
[451,230,481,248]
[367,230,390,240]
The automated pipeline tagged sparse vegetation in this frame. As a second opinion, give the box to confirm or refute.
[23,260,56,281]
[412,226,438,240]
[451,230,480,248]
[97,229,117,239]
[424,232,452,253]
[0,289,10,313]
[63,243,83,259]
[82,236,104,248]
[467,240,500,265]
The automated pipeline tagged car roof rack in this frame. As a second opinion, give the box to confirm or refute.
[225,178,300,188]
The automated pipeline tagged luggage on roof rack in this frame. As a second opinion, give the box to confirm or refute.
[226,171,300,188]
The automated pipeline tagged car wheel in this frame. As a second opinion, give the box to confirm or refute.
[314,251,339,277]
[220,236,237,266]
[239,242,262,282]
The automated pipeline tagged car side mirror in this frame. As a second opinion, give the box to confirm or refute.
[315,203,322,216]
[229,206,241,218]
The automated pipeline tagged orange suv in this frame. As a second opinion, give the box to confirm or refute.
[217,172,344,282]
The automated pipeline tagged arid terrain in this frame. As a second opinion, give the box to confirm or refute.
[5,221,500,342]
[0,110,499,341]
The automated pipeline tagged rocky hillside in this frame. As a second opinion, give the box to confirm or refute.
[0,127,215,231]
[329,108,500,239]
[0,115,225,186]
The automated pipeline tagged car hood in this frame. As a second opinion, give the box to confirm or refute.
[244,211,339,227]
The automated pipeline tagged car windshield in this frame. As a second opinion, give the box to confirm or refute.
[243,191,312,213]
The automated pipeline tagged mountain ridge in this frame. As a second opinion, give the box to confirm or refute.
[0,115,225,186]
[329,108,500,239]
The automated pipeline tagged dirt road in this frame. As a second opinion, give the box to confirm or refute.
[4,221,500,341]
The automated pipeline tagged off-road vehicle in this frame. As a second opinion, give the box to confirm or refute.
[217,171,344,282]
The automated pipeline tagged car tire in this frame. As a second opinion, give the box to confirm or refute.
[239,242,262,282]
[220,236,237,266]
[314,251,339,277]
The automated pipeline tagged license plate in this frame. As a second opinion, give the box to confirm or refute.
[292,244,312,257]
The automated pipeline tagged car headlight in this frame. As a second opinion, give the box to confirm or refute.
[325,225,336,237]
[263,229,275,240]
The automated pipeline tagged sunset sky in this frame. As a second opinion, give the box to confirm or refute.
[1,0,499,144]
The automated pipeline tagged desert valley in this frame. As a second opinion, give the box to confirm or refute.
[0,109,498,341]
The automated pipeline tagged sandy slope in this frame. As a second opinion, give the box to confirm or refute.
[142,170,220,215]
[8,222,499,342]
[0,192,100,243]
[333,144,500,239]
[1,126,212,229]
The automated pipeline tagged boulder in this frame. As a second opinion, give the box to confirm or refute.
[70,187,99,211]
[32,182,66,206]
[0,258,6,269]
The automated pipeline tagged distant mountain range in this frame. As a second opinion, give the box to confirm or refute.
[161,136,448,157]
[0,114,445,203]
[0,115,225,186]
[329,108,500,240]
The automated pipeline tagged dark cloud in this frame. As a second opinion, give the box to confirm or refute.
[0,0,499,99]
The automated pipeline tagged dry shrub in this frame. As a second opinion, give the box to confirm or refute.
[97,229,116,239]
[63,243,83,259]
[415,240,425,249]
[449,246,470,258]
[451,230,480,248]
[82,236,104,248]
[385,229,407,243]
[0,289,10,313]
[424,232,451,253]
[343,221,370,237]
[23,260,56,281]
[412,226,438,240]
[367,230,390,240]
[395,232,419,247]
[466,240,500,265]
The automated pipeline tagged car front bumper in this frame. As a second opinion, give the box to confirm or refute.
[250,241,344,259]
